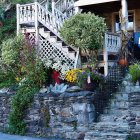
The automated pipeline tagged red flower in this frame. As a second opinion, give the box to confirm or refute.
[52,70,60,84]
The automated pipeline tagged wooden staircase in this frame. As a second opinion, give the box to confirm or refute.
[16,0,121,76]
[16,1,79,73]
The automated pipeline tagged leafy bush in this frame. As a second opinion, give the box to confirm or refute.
[10,0,33,4]
[129,63,140,82]
[0,33,48,134]
[60,12,107,63]
[77,67,104,87]
[0,6,16,44]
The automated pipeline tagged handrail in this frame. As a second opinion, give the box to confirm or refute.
[40,0,47,5]
[37,2,63,35]
[18,3,35,6]
[55,0,74,13]
[17,2,79,68]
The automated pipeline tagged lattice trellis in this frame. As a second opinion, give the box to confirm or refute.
[38,36,75,69]
[28,32,36,46]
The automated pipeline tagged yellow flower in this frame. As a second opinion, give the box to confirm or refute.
[21,66,26,72]
[15,77,20,82]
[65,68,82,83]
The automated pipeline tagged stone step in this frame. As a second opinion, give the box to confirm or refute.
[109,100,129,109]
[111,92,128,100]
[103,108,129,115]
[84,131,128,140]
[91,122,128,129]
[99,114,128,123]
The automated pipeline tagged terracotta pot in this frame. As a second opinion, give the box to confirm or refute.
[118,59,128,66]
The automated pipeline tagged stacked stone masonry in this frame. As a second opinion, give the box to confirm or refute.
[0,83,140,140]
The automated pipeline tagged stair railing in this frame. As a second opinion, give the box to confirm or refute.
[17,2,79,69]
[103,32,121,76]
[55,0,75,18]
[17,2,67,36]
[55,0,74,12]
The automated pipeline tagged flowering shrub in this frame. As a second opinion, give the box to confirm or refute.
[78,67,104,91]
[43,58,69,79]
[0,33,48,134]
[65,69,82,83]
[65,67,104,87]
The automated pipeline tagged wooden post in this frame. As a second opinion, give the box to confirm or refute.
[16,4,20,35]
[35,2,39,44]
[45,0,49,10]
[64,0,67,10]
[52,0,55,16]
[121,0,128,32]
[104,33,108,76]
[75,6,80,14]
[52,0,56,28]
[74,48,80,68]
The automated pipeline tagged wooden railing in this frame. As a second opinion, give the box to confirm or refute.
[55,0,74,12]
[104,32,121,76]
[17,2,79,70]
[55,0,75,18]
[105,32,121,53]
[17,2,67,37]
[17,3,35,24]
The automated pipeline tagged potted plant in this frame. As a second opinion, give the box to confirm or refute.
[129,63,140,85]
[77,67,104,91]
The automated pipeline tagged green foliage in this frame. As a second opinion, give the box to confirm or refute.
[129,63,140,82]
[8,84,39,134]
[10,0,33,4]
[1,35,23,66]
[60,12,107,50]
[127,136,140,140]
[41,107,50,128]
[72,121,77,131]
[0,34,48,134]
[0,15,16,45]
[0,70,16,88]
[77,67,103,87]
[0,5,4,20]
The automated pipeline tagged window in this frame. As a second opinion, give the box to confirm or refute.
[114,12,134,32]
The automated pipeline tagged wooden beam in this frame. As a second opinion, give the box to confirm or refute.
[121,0,128,32]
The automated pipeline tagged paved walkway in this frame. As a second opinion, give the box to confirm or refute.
[0,133,66,140]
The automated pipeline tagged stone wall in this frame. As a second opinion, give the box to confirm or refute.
[129,92,140,139]
[0,88,140,140]
[0,91,14,131]
[25,91,95,139]
[0,90,96,139]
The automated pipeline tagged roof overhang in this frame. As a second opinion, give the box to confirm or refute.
[74,0,120,7]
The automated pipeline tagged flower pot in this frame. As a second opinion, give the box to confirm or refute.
[118,59,128,67]
[82,80,98,91]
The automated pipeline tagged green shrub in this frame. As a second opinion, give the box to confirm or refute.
[60,13,107,63]
[0,34,48,134]
[129,63,140,82]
